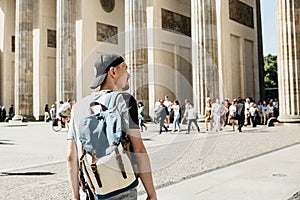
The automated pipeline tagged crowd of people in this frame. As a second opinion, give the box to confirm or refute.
[0,96,278,131]
[0,99,72,124]
[44,99,72,127]
[152,95,201,134]
[137,95,280,134]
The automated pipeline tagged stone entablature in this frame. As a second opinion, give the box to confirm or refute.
[229,0,254,28]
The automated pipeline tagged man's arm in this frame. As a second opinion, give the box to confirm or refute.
[127,129,157,200]
[67,139,80,200]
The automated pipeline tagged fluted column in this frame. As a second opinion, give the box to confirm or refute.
[56,0,76,103]
[15,0,34,118]
[125,0,148,112]
[192,0,219,116]
[276,0,300,122]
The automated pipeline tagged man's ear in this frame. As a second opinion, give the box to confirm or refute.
[108,67,116,77]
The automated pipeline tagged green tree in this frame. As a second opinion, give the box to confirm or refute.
[264,54,278,99]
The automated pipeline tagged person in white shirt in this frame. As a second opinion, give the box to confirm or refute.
[58,99,71,126]
[50,104,56,120]
[186,103,200,134]
[163,95,172,128]
[229,99,238,131]
[171,100,181,132]
[212,98,226,132]
[267,101,275,118]
[244,98,252,126]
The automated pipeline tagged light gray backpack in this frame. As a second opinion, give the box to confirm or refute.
[78,92,138,199]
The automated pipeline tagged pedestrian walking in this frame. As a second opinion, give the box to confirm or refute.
[224,99,231,126]
[186,103,200,134]
[267,101,275,119]
[50,104,56,120]
[236,98,245,132]
[44,104,51,122]
[212,98,226,132]
[67,54,156,200]
[205,98,213,131]
[244,98,252,126]
[163,95,172,128]
[8,104,14,119]
[171,100,181,132]
[249,103,259,127]
[181,99,191,124]
[138,101,147,132]
[5,104,14,122]
[262,100,268,125]
[229,99,238,131]
[257,101,263,125]
[1,106,6,122]
[155,99,168,134]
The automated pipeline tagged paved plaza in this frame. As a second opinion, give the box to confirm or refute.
[0,121,300,199]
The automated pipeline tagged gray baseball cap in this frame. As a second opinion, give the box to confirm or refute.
[90,54,124,89]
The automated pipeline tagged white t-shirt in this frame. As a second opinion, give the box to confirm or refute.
[245,102,252,113]
[267,105,274,113]
[171,104,180,116]
[164,100,172,112]
[58,102,71,113]
[187,108,197,120]
[229,105,237,116]
[212,103,225,115]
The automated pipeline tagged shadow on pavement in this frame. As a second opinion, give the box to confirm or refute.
[0,140,15,145]
[0,172,55,176]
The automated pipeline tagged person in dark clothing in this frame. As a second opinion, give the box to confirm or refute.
[44,104,51,122]
[1,106,6,122]
[8,104,15,119]
[155,99,168,134]
[4,105,14,122]
[236,99,245,132]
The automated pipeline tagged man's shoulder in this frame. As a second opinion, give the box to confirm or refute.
[119,92,135,100]
[73,93,107,114]
[117,92,137,106]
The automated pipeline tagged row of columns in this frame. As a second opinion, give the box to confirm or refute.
[276,0,300,122]
[121,0,300,122]
[15,0,76,119]
[14,0,300,122]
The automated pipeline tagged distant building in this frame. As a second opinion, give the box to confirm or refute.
[0,0,270,120]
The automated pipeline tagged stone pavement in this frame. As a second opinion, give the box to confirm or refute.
[138,142,300,200]
[0,121,300,199]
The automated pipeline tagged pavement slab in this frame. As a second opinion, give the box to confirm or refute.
[0,122,300,199]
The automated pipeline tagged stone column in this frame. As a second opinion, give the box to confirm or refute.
[125,0,148,113]
[276,0,300,122]
[256,0,265,100]
[15,0,34,119]
[192,0,219,116]
[56,0,76,104]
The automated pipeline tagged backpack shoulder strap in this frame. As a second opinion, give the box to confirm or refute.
[105,91,123,109]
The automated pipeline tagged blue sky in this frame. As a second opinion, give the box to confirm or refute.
[261,0,277,56]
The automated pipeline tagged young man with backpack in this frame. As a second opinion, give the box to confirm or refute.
[67,54,156,200]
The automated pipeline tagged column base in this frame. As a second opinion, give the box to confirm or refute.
[12,115,35,122]
[198,115,205,122]
[277,115,300,123]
